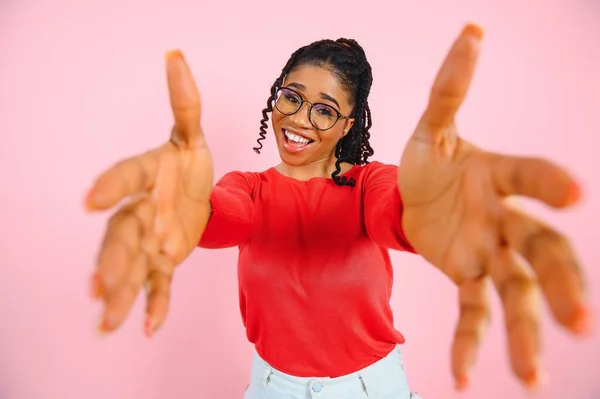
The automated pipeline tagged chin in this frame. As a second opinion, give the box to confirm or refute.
[278,151,308,166]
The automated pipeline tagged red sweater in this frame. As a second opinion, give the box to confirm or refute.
[198,161,416,377]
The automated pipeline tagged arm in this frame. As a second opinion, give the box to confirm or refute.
[363,162,416,252]
[198,171,256,249]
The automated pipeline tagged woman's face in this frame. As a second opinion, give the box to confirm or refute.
[271,65,355,167]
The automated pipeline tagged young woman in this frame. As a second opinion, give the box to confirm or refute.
[86,23,590,398]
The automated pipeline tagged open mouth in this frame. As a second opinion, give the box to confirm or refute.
[282,129,314,151]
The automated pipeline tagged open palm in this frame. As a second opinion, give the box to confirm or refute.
[87,51,213,337]
[398,25,589,389]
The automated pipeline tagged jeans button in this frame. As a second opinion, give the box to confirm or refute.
[312,382,323,393]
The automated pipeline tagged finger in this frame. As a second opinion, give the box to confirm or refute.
[490,153,581,208]
[92,196,154,300]
[153,151,179,227]
[501,204,591,334]
[144,255,175,338]
[152,151,198,264]
[488,247,544,389]
[165,50,204,147]
[86,149,161,211]
[152,151,186,260]
[98,252,149,333]
[418,23,483,134]
[451,277,491,391]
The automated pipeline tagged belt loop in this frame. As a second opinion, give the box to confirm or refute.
[262,367,273,388]
[358,373,369,397]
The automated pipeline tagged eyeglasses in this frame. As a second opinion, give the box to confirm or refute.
[274,87,349,131]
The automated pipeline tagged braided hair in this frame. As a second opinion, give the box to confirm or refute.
[252,38,374,187]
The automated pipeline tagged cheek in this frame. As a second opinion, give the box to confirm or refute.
[271,109,284,128]
[313,130,344,154]
[319,127,345,144]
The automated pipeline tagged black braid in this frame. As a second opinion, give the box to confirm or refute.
[253,38,374,187]
[253,47,306,154]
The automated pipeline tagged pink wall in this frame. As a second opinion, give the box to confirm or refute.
[1,0,598,398]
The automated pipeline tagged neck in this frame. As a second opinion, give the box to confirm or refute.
[276,156,352,181]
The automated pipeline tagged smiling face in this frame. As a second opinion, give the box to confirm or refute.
[272,65,355,167]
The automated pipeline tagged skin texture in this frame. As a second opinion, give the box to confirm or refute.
[398,24,589,390]
[86,24,591,392]
[271,65,355,181]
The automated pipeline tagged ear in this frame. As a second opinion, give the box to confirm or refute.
[341,118,355,138]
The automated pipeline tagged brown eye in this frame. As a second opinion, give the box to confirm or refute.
[285,94,300,104]
[314,104,334,117]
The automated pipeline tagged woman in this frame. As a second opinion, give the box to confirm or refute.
[87,24,590,398]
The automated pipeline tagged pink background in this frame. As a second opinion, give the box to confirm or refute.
[1,0,599,398]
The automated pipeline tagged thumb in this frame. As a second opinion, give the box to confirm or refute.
[165,50,203,147]
[416,24,483,141]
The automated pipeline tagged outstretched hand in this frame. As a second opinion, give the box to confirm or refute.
[398,24,590,390]
[87,51,213,337]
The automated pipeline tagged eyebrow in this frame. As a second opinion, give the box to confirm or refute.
[286,82,341,109]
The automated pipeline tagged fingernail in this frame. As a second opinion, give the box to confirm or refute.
[165,49,183,61]
[96,317,110,337]
[524,369,548,391]
[565,182,582,206]
[455,375,469,391]
[84,189,97,211]
[463,23,484,41]
[144,318,154,339]
[571,305,593,336]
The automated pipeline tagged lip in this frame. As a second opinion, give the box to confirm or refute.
[282,127,316,142]
[281,127,315,153]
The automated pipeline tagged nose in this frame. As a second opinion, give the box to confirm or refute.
[288,102,312,129]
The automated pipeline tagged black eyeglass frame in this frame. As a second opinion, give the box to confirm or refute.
[274,87,351,131]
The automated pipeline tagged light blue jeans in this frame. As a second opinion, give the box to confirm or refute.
[244,345,423,398]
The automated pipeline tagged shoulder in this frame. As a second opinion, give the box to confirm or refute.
[354,161,398,182]
[360,161,397,172]
[215,170,263,194]
[215,168,284,193]
[346,162,398,197]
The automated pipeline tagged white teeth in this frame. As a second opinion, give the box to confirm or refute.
[284,130,310,144]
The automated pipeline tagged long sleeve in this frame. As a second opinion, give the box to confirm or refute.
[198,171,257,249]
[362,162,416,252]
